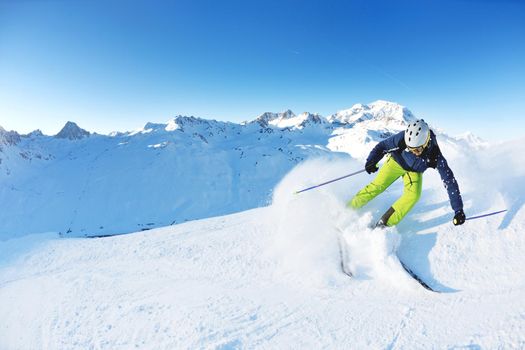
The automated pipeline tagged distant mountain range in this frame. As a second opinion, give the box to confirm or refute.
[0,101,487,238]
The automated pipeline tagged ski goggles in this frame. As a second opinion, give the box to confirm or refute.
[407,133,431,153]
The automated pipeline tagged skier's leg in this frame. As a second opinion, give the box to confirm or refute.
[347,157,405,209]
[384,171,423,226]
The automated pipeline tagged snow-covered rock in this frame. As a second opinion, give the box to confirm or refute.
[22,129,44,138]
[55,121,90,140]
[251,109,293,128]
[0,126,21,146]
[251,110,327,130]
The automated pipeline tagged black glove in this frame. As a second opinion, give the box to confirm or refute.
[365,161,378,174]
[453,210,466,226]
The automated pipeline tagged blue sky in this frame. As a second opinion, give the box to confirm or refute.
[1,0,524,141]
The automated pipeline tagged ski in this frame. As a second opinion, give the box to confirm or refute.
[338,235,353,277]
[337,226,438,291]
[398,258,439,292]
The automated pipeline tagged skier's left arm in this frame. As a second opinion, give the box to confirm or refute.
[365,131,405,173]
[435,154,465,225]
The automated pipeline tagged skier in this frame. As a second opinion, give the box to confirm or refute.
[348,119,465,228]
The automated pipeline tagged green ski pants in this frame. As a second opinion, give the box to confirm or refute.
[347,156,422,226]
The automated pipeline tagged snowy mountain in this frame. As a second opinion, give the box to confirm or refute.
[0,101,486,239]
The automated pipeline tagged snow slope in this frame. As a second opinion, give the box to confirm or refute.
[1,135,524,349]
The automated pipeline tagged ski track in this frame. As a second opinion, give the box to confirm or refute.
[385,307,413,350]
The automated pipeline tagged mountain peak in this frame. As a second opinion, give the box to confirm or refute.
[143,122,167,132]
[368,100,416,124]
[0,126,21,146]
[328,101,416,127]
[27,129,44,137]
[55,121,90,140]
[169,115,215,131]
[252,110,298,128]
[280,109,295,119]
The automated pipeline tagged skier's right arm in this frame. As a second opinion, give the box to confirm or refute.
[365,131,405,173]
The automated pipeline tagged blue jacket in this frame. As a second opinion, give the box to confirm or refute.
[367,130,463,213]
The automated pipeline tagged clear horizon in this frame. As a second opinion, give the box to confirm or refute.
[1,0,524,142]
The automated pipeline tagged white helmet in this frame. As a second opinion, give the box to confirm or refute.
[405,119,430,148]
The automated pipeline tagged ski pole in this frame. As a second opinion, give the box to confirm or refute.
[466,209,507,221]
[294,169,366,195]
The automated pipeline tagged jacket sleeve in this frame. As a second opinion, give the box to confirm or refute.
[366,131,405,165]
[436,154,464,213]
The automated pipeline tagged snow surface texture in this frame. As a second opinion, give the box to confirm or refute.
[1,128,524,348]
